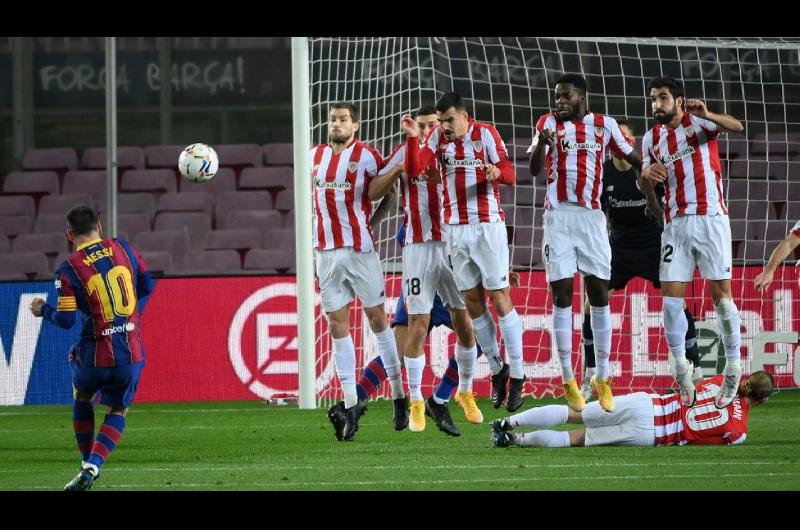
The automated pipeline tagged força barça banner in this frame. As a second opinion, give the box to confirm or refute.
[1,269,798,406]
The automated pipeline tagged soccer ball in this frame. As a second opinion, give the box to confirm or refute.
[178,143,219,182]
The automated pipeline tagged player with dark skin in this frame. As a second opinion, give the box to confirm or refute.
[529,81,644,347]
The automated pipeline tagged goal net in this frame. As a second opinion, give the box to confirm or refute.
[308,37,800,405]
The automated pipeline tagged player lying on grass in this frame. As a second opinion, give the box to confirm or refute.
[490,371,773,448]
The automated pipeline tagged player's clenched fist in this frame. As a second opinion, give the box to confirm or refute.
[400,114,419,137]
[642,163,667,183]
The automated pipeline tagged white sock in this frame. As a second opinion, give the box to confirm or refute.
[333,335,358,408]
[509,404,569,429]
[499,309,525,379]
[375,327,404,399]
[590,305,612,381]
[584,366,596,382]
[516,430,571,448]
[663,297,689,372]
[404,355,425,401]
[553,306,574,381]
[455,343,478,392]
[472,310,503,375]
[715,298,742,365]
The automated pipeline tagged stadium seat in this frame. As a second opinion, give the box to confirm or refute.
[239,166,294,191]
[11,232,69,257]
[513,185,534,206]
[719,138,749,161]
[786,200,800,221]
[514,162,535,185]
[153,211,212,249]
[144,145,185,169]
[38,194,95,217]
[157,192,215,220]
[214,144,262,172]
[243,248,296,273]
[179,167,236,194]
[273,190,294,212]
[283,213,295,228]
[0,216,33,238]
[117,213,152,240]
[0,234,9,253]
[745,220,767,241]
[750,132,800,158]
[726,180,748,202]
[185,249,242,274]
[0,195,36,218]
[766,220,791,244]
[118,193,157,221]
[23,147,78,173]
[63,170,108,209]
[81,146,145,171]
[376,238,402,263]
[224,210,282,231]
[34,214,67,233]
[135,231,191,270]
[728,200,769,221]
[120,169,177,194]
[261,228,295,249]
[263,143,294,166]
[742,241,767,264]
[499,185,514,206]
[3,171,60,196]
[511,225,532,247]
[0,252,51,279]
[204,229,261,251]
[139,251,173,276]
[511,206,535,227]
[215,191,272,226]
[729,219,748,241]
[729,160,768,180]
[510,137,533,162]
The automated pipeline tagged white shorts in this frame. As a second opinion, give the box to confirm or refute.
[660,214,733,282]
[315,247,385,313]
[402,241,465,314]
[447,221,510,291]
[583,392,656,447]
[542,203,612,282]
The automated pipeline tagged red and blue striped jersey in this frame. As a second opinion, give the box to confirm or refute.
[43,237,155,368]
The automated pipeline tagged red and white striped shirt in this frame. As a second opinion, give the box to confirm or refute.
[405,120,515,225]
[381,143,444,244]
[651,376,749,446]
[642,112,728,224]
[532,111,633,210]
[310,139,384,252]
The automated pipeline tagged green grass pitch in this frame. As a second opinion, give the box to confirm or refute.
[1,393,799,491]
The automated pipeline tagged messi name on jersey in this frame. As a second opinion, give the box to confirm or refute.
[82,247,113,266]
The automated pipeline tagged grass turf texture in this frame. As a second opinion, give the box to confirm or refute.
[1,393,799,491]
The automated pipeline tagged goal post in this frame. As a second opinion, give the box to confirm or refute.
[298,36,800,407]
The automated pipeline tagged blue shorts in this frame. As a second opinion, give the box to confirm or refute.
[70,359,145,410]
[393,292,452,330]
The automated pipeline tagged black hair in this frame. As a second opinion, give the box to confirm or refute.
[555,74,587,95]
[413,105,437,118]
[66,205,99,236]
[435,92,467,113]
[330,101,359,123]
[616,118,633,132]
[647,76,685,101]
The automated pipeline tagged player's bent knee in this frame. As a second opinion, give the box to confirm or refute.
[569,429,586,447]
[488,288,513,316]
[364,305,389,333]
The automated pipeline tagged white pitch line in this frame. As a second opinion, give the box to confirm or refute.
[2,461,794,474]
[15,472,798,490]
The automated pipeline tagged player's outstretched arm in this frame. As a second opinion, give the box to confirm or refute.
[368,163,403,202]
[755,231,800,292]
[687,99,744,133]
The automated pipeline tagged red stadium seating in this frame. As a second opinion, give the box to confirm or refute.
[263,143,293,166]
[81,146,145,171]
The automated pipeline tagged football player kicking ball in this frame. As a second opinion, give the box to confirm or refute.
[491,371,773,448]
[29,206,155,490]
[640,76,745,409]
